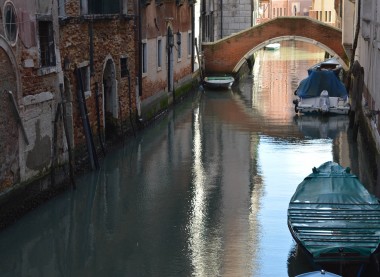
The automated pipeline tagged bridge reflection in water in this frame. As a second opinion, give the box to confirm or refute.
[0,41,378,277]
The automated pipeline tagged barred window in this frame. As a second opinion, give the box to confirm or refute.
[39,21,56,67]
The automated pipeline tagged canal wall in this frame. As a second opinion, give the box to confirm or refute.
[0,75,199,231]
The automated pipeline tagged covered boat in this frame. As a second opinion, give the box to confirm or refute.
[296,270,341,277]
[293,58,350,115]
[203,76,234,90]
[288,161,380,264]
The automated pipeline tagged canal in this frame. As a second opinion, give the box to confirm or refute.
[0,41,379,277]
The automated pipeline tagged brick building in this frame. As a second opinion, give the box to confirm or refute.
[139,0,196,118]
[0,0,62,193]
[0,0,196,225]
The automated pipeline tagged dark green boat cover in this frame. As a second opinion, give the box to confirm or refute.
[288,161,380,263]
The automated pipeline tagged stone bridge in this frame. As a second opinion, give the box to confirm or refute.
[202,17,348,75]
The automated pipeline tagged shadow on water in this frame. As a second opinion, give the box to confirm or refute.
[287,243,380,277]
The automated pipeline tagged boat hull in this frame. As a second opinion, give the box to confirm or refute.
[288,162,380,264]
[264,43,281,50]
[296,270,341,277]
[294,96,350,115]
[203,76,234,90]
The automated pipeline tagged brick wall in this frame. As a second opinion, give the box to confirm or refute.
[203,17,347,74]
[59,17,137,148]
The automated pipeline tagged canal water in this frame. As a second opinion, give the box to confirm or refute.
[0,41,379,277]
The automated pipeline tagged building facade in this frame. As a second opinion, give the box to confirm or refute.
[139,0,195,120]
[0,0,62,192]
[342,0,380,152]
[258,0,312,23]
[200,0,260,42]
[0,0,196,222]
[309,0,338,27]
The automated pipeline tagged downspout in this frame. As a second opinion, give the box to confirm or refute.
[220,0,223,39]
[191,4,195,73]
[138,0,142,97]
[346,0,361,92]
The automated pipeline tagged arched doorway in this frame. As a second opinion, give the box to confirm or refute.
[103,58,118,141]
[167,26,174,92]
[0,45,19,190]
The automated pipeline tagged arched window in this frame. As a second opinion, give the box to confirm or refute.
[3,2,17,44]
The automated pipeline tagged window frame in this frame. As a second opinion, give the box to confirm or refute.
[177,32,182,61]
[38,20,56,68]
[3,2,18,45]
[157,37,162,70]
[78,63,91,98]
[142,40,148,76]
[120,56,128,78]
[187,31,192,58]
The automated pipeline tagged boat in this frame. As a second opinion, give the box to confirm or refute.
[288,161,380,265]
[293,58,350,115]
[264,42,281,50]
[203,76,234,90]
[296,270,341,277]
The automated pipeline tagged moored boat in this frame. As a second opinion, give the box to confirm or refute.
[264,42,281,50]
[288,161,380,265]
[296,270,341,277]
[203,76,234,90]
[293,58,350,115]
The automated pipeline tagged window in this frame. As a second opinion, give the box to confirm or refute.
[142,41,147,74]
[4,2,17,44]
[120,57,128,77]
[187,32,192,57]
[87,0,120,14]
[39,21,56,67]
[273,8,275,17]
[176,32,182,60]
[79,65,91,97]
[58,0,66,17]
[328,11,331,22]
[157,38,162,69]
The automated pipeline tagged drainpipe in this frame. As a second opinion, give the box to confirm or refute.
[191,4,195,73]
[220,0,223,39]
[137,0,142,97]
[346,0,361,92]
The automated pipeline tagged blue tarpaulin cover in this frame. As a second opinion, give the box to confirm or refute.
[296,69,348,99]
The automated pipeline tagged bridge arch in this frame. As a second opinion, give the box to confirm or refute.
[202,17,348,75]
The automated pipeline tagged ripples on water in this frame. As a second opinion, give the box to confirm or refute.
[0,41,378,277]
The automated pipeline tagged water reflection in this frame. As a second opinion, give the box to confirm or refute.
[294,115,350,139]
[0,41,378,277]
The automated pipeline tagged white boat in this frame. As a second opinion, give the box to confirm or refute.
[203,76,234,90]
[293,58,350,115]
[264,42,281,50]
